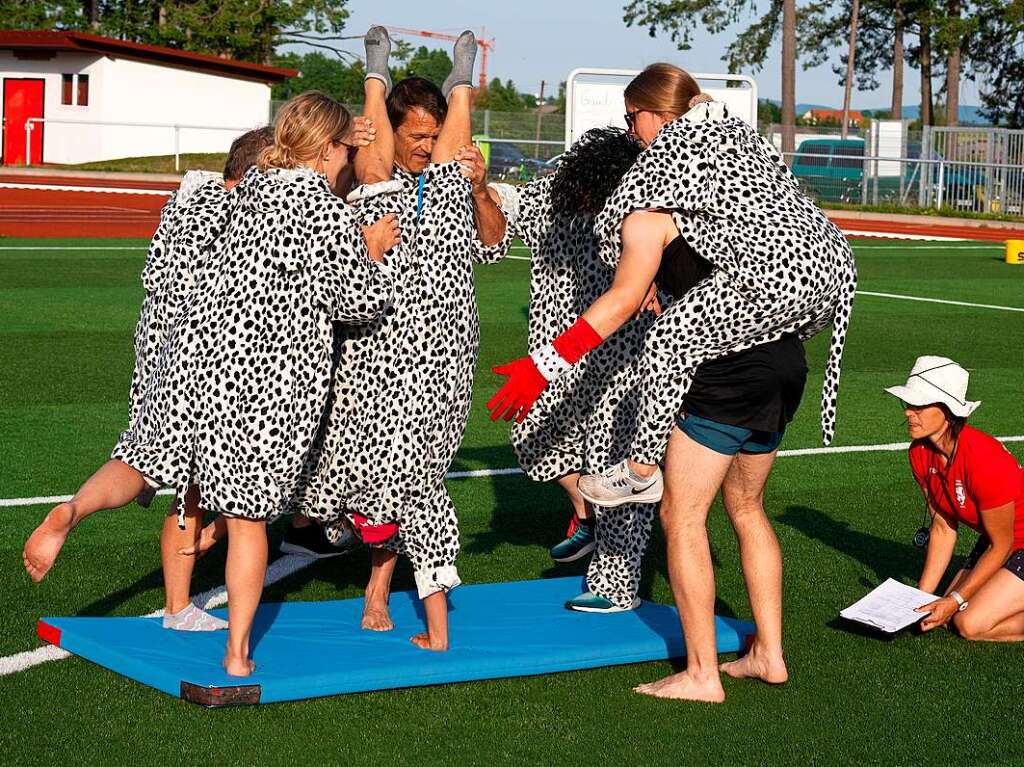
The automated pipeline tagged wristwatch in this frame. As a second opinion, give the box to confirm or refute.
[949,590,969,611]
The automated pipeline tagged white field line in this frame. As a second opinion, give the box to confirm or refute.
[4,433,1024,677]
[0,182,171,196]
[857,291,1024,313]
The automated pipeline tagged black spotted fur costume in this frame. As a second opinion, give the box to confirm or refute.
[299,162,513,598]
[500,173,658,609]
[115,166,394,524]
[595,102,857,463]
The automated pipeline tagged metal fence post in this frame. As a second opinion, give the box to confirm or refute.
[174,125,181,173]
[483,109,491,136]
[24,121,32,166]
[918,125,930,208]
[937,160,945,209]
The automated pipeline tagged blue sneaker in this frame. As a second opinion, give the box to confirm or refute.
[565,591,641,613]
[549,519,596,563]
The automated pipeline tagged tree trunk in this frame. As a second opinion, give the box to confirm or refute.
[945,0,961,127]
[83,0,100,30]
[841,0,861,140]
[781,0,796,159]
[891,1,904,119]
[920,14,933,126]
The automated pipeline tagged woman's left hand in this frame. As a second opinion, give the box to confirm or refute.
[917,596,959,631]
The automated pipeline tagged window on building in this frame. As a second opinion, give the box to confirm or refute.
[77,74,89,106]
[61,73,73,105]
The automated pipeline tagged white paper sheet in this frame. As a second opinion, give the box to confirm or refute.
[839,578,937,633]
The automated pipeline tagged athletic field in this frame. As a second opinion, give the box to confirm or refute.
[2,236,1022,766]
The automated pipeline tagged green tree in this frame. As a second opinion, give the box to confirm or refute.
[271,51,364,104]
[476,78,527,111]
[967,0,1024,126]
[393,45,452,87]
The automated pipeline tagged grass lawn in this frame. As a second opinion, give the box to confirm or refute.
[1,237,1022,766]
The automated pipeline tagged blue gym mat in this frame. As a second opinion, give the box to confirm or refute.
[39,576,754,706]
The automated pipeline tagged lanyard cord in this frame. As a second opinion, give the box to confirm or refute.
[415,173,426,222]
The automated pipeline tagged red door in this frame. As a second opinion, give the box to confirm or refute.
[3,79,45,166]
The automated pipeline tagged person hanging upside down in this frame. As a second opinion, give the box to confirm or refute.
[885,356,1024,641]
[487,63,856,702]
[295,28,507,650]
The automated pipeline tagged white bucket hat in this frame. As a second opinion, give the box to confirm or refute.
[884,355,980,417]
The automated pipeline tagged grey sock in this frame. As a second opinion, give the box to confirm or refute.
[364,25,392,96]
[442,30,477,98]
[162,602,228,632]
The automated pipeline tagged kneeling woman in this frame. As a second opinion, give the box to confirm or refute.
[887,356,1024,641]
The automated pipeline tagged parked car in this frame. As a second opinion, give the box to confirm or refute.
[486,141,546,180]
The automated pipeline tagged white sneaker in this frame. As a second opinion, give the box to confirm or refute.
[577,460,664,507]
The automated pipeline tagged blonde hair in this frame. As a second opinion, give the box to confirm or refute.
[258,91,352,170]
[624,63,702,120]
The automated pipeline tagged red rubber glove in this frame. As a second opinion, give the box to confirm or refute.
[488,317,603,423]
[350,513,398,544]
[488,356,548,423]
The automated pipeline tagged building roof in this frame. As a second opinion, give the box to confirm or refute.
[803,108,863,123]
[0,30,298,84]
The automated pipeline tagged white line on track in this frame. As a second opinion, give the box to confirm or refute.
[857,291,1024,313]
[841,229,970,241]
[0,182,172,196]
[3,434,1024,676]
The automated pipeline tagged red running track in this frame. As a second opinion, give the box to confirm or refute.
[2,178,1023,241]
[0,185,167,238]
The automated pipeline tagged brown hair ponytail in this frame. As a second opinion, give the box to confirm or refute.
[624,63,702,121]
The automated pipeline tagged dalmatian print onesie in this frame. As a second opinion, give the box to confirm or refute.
[500,173,658,608]
[595,102,857,464]
[125,171,227,429]
[300,162,512,599]
[115,166,394,523]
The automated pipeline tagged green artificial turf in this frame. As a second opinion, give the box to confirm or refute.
[1,237,1022,766]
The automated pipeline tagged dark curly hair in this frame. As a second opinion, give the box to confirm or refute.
[549,127,642,216]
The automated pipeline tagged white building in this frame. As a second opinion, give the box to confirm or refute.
[0,30,296,166]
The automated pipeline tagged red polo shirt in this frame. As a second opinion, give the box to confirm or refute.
[909,425,1024,549]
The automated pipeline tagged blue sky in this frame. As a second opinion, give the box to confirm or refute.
[307,0,985,110]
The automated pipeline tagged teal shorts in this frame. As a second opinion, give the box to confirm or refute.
[676,413,785,457]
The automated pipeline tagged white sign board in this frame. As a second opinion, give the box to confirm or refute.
[869,119,905,177]
[565,68,758,149]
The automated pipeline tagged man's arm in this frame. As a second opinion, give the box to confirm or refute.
[457,145,506,246]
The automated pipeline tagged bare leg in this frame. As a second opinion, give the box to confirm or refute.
[634,428,733,703]
[161,485,202,614]
[362,547,397,631]
[556,473,592,520]
[223,517,268,677]
[355,77,394,185]
[411,590,449,650]
[431,86,473,165]
[718,451,789,684]
[953,569,1024,642]
[23,459,148,582]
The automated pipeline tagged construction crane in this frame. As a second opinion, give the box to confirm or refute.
[384,26,496,91]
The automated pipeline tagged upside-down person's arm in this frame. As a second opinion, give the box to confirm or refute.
[486,210,671,423]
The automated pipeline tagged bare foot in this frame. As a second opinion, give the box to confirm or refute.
[410,632,448,651]
[633,671,725,703]
[23,503,77,582]
[720,643,788,684]
[361,604,394,631]
[223,654,256,677]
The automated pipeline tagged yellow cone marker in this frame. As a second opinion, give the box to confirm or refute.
[1007,240,1024,265]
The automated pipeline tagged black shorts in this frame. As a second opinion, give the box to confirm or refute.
[683,334,809,433]
[962,535,1024,581]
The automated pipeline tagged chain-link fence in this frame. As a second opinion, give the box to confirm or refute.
[782,150,1024,216]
